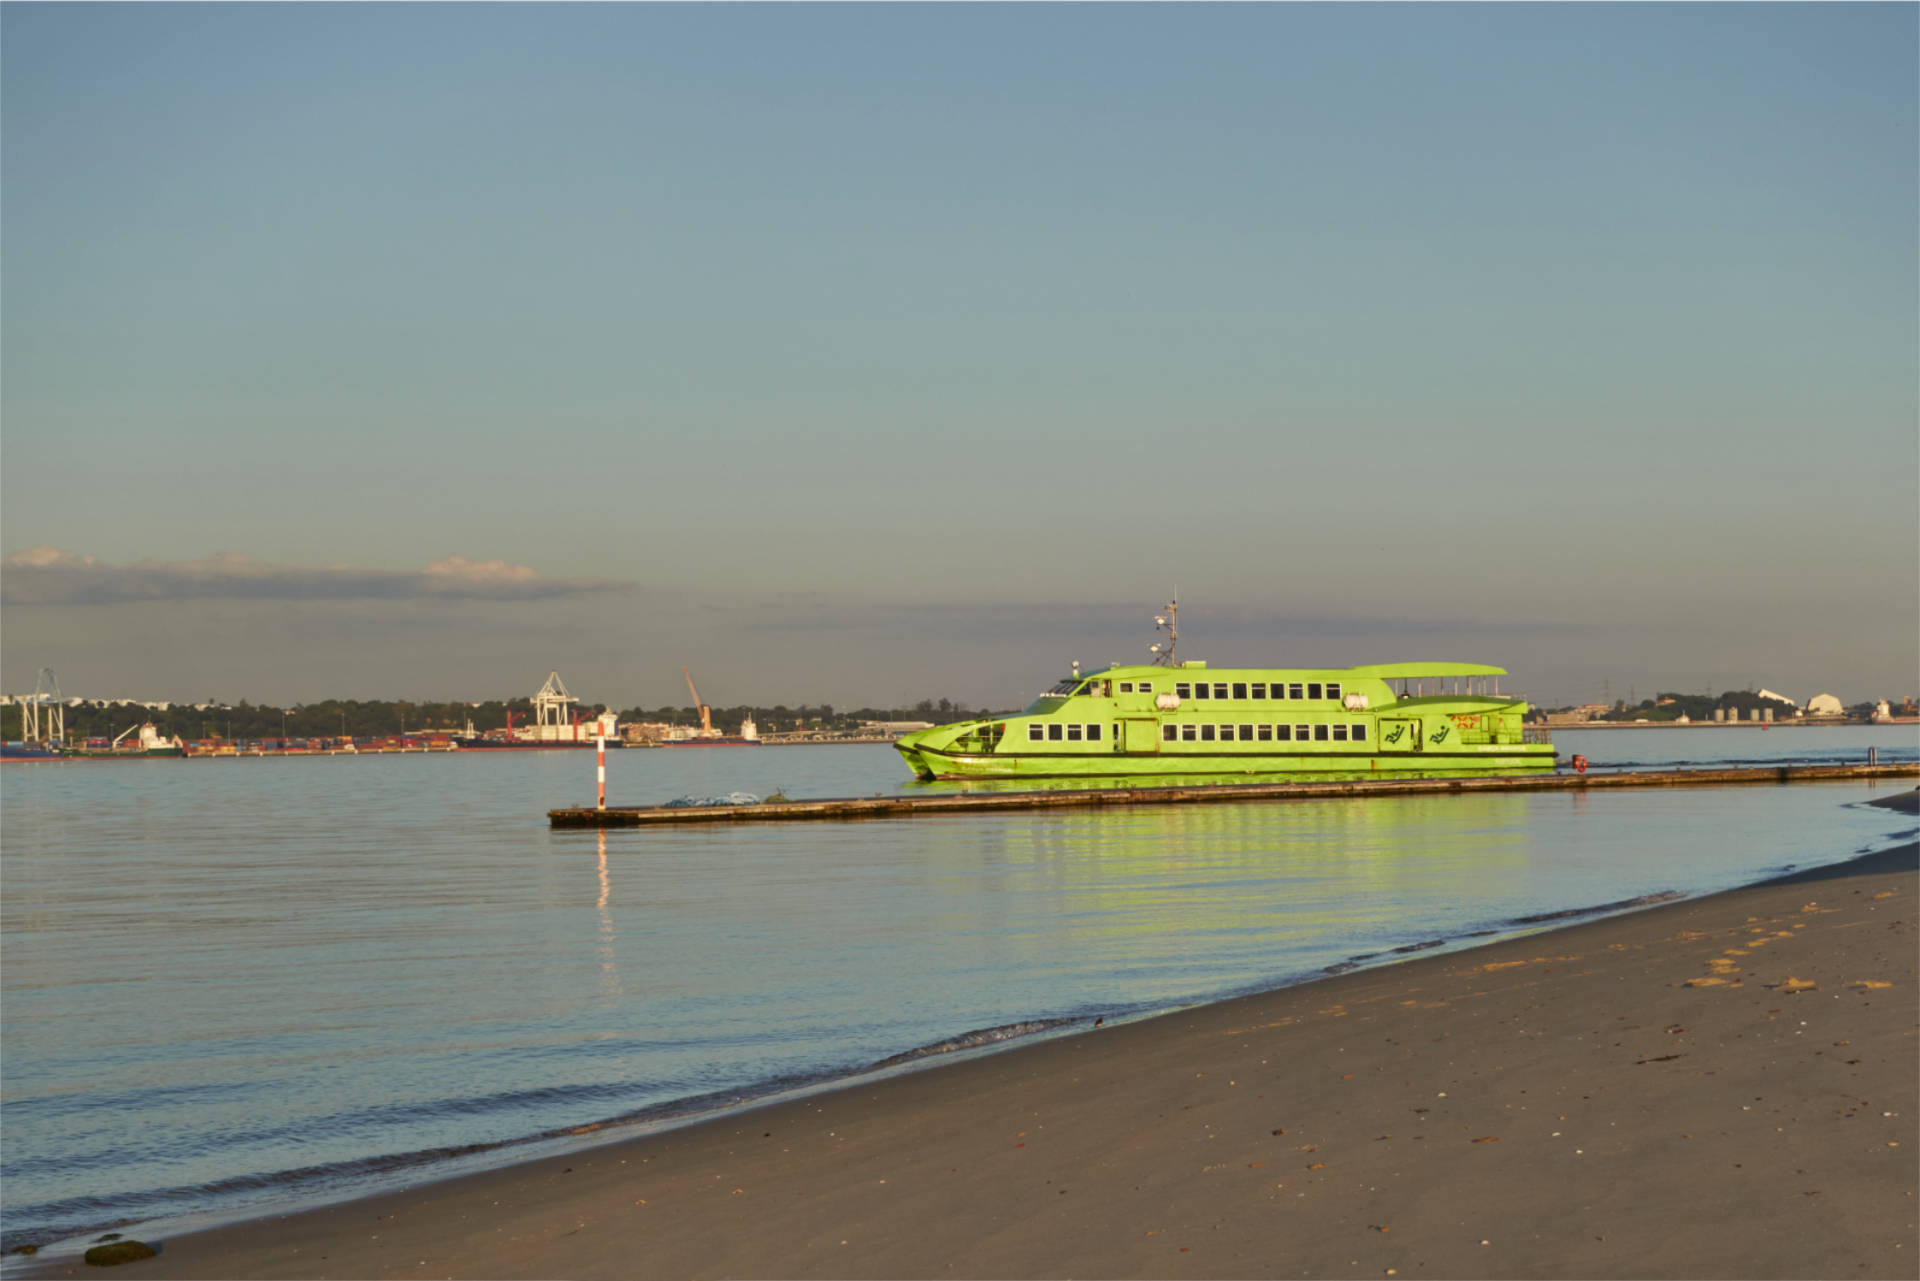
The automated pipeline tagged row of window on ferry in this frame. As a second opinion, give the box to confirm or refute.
[1026,722,1371,743]
[1106,679,1347,702]
[1166,721,1369,743]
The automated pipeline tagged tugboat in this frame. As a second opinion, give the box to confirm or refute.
[116,722,186,757]
[896,601,1555,780]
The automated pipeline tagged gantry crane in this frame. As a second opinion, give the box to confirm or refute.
[683,666,713,736]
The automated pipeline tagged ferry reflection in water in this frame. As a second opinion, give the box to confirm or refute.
[943,793,1532,1000]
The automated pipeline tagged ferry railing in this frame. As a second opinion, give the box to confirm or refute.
[1523,726,1554,744]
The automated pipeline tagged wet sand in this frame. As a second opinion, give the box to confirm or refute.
[31,838,1916,1280]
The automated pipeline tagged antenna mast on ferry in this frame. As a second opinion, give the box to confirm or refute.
[1149,595,1178,666]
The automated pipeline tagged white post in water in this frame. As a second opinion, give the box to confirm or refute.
[596,734,607,810]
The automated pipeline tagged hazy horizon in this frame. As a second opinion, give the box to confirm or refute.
[5,5,1915,713]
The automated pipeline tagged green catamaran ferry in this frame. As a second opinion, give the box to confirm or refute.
[896,604,1555,780]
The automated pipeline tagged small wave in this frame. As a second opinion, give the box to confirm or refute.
[0,1136,507,1254]
[868,1018,1079,1070]
[1508,889,1684,926]
[1861,790,1919,815]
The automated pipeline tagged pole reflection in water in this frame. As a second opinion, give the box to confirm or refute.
[595,829,621,1000]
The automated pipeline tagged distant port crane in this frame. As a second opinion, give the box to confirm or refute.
[532,671,578,738]
[21,668,64,745]
[683,666,714,736]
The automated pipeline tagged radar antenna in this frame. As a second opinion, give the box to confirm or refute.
[1149,596,1178,667]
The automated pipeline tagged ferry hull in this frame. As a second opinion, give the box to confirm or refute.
[897,743,1554,780]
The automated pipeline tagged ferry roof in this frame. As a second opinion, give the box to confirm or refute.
[1343,661,1509,679]
[1093,661,1509,679]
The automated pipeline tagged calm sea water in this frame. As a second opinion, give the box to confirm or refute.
[2,726,1914,1255]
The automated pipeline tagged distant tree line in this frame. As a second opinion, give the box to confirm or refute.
[1587,691,1877,722]
[617,697,994,735]
[7,696,998,743]
[4,698,547,743]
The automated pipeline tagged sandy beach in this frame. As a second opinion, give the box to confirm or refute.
[26,824,1916,1280]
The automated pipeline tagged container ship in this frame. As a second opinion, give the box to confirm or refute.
[454,686,622,748]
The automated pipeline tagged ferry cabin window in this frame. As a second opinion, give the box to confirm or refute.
[1048,724,1063,741]
[1049,679,1079,695]
[1176,682,1192,698]
[1275,724,1292,741]
[1238,724,1254,741]
[1181,724,1197,741]
[1163,724,1178,742]
[1352,723,1368,742]
[1326,682,1342,702]
[1200,724,1216,741]
[1118,682,1133,694]
[1138,681,1152,693]
[1257,724,1272,741]
[1296,723,1310,740]
[1218,724,1233,740]
[1213,683,1229,699]
[1313,724,1329,741]
[1307,683,1323,700]
[1332,725,1348,742]
[1289,683,1305,699]
[1086,724,1102,742]
[1232,682,1248,699]
[1028,724,1045,742]
[1067,725,1083,741]
[1251,683,1266,699]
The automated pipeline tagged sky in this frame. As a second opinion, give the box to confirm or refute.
[3,3,1915,713]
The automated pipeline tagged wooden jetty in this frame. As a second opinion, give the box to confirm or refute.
[549,762,1918,827]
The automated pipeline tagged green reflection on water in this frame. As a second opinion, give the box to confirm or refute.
[930,790,1534,962]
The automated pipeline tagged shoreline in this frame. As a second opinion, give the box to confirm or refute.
[21,805,1915,1280]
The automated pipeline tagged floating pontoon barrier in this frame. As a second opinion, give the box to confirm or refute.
[548,762,1917,827]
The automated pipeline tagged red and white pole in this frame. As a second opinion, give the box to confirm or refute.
[596,734,607,810]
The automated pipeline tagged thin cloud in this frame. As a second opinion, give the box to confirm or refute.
[736,598,1586,639]
[0,547,631,605]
